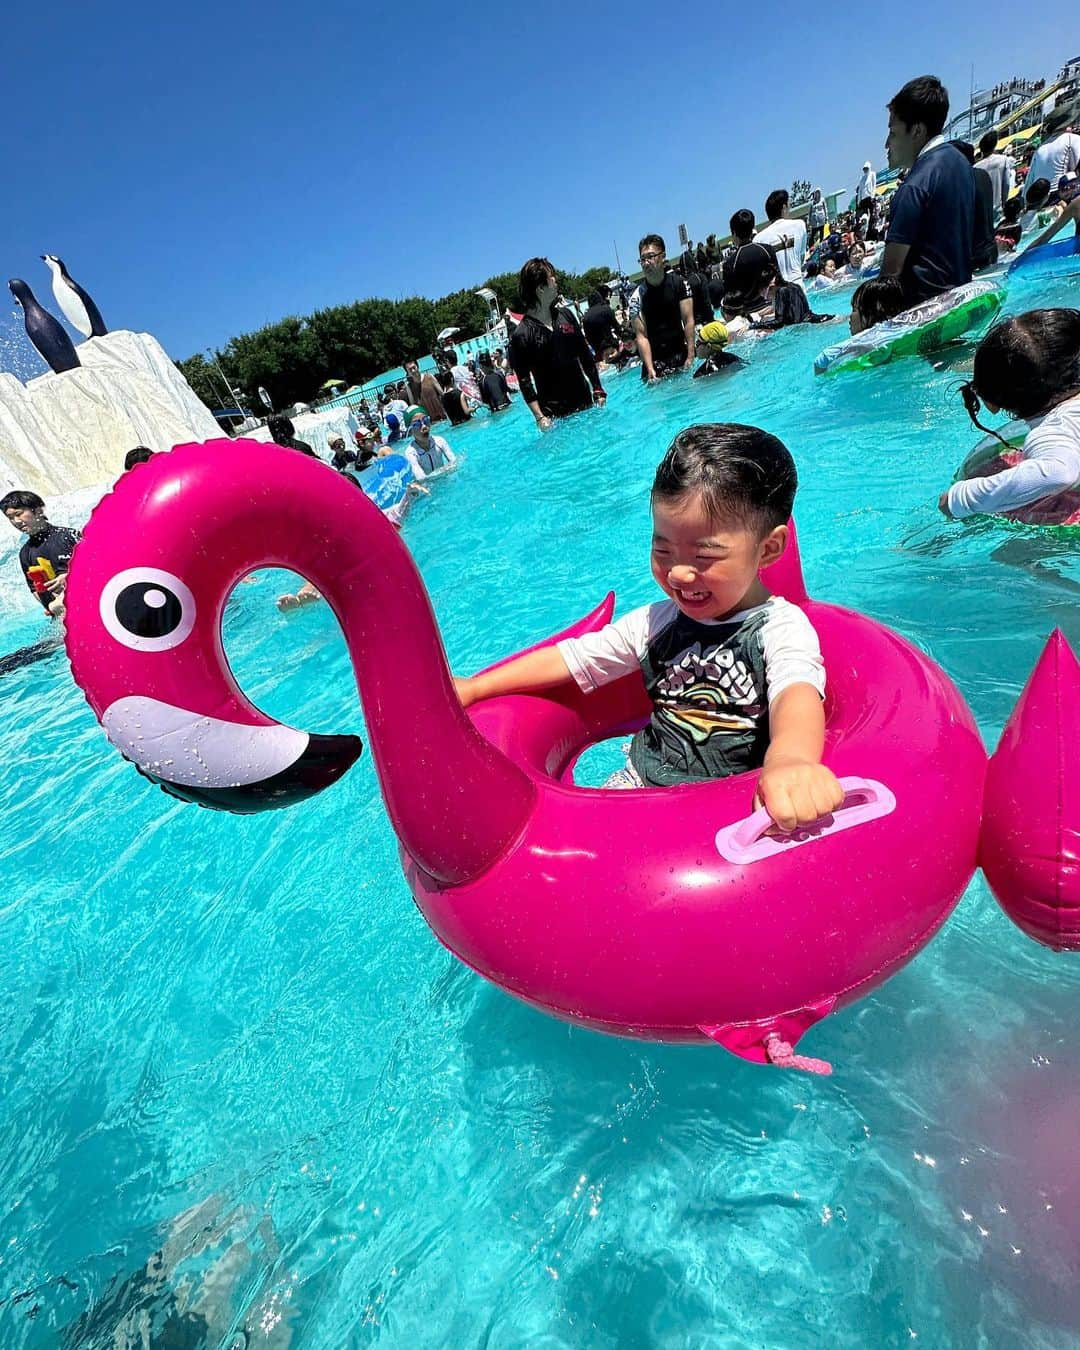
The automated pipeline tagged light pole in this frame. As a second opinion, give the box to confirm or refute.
[206,348,246,413]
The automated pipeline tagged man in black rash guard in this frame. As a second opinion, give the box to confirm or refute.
[629,234,695,381]
[721,209,780,320]
[2,489,81,617]
[509,257,606,431]
[582,287,621,361]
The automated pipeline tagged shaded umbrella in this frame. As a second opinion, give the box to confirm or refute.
[436,327,460,342]
[320,378,347,390]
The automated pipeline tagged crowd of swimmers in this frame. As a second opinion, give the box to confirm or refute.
[4,71,1080,827]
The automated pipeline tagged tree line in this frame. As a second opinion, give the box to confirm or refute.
[177,264,615,414]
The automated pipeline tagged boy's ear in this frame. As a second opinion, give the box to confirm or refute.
[757,524,788,569]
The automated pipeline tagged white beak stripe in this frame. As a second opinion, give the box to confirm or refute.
[102,695,310,788]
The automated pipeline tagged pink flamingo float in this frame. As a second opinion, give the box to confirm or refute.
[64,441,1079,1072]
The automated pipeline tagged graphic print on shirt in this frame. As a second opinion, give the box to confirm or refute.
[654,641,761,740]
[631,609,770,786]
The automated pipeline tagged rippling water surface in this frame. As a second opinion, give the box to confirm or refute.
[3,265,1080,1348]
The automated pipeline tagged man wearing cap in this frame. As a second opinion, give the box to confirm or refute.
[855,161,877,219]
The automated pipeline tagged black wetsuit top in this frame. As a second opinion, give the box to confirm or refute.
[18,523,81,610]
[721,243,778,317]
[480,368,511,411]
[692,351,745,378]
[630,272,693,370]
[582,301,620,357]
[508,309,603,418]
[685,272,715,325]
[441,386,472,425]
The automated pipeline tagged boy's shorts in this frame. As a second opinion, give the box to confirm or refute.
[603,762,646,790]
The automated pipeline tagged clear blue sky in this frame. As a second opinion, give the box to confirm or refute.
[2,3,1075,368]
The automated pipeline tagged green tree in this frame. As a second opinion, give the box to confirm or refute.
[176,250,616,409]
[176,354,224,410]
[224,316,322,409]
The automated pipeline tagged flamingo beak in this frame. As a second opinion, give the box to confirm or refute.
[101,695,362,814]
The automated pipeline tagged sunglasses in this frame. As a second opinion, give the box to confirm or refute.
[639,252,664,264]
[411,416,432,428]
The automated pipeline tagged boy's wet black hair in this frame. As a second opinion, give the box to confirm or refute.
[652,424,797,534]
[1,490,46,513]
[964,309,1080,434]
[852,277,907,328]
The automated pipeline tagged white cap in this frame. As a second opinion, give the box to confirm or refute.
[863,160,872,169]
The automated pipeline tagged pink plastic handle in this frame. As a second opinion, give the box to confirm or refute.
[714,777,896,865]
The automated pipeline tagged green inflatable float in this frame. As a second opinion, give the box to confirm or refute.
[813,279,1005,376]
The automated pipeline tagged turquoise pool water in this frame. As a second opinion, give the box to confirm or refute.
[3,267,1080,1348]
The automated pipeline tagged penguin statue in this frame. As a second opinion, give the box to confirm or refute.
[41,254,108,338]
[8,279,81,374]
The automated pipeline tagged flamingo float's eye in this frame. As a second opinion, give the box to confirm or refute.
[99,567,196,652]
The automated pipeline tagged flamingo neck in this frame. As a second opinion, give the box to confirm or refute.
[219,444,536,886]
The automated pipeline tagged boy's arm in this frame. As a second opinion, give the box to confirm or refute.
[455,644,575,708]
[755,683,844,831]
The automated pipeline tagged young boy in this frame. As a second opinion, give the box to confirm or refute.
[2,490,80,618]
[692,322,746,379]
[454,424,843,832]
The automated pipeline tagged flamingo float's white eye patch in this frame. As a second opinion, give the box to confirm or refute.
[99,568,196,652]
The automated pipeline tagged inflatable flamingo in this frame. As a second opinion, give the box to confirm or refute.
[981,630,1080,949]
[66,440,1000,1072]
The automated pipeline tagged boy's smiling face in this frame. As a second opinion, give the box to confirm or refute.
[650,490,785,621]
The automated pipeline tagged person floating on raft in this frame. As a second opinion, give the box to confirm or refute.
[940,309,1080,526]
[455,424,845,832]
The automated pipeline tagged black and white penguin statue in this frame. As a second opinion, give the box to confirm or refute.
[8,279,81,374]
[41,254,108,338]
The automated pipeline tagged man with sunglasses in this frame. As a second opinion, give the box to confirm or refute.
[629,235,695,382]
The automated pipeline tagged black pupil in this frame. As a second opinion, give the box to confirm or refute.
[115,582,183,637]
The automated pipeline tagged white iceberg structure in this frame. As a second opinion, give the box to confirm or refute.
[0,330,221,496]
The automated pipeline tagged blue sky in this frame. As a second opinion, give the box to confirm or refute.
[1,2,1075,368]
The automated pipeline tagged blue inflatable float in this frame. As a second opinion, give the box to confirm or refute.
[1007,233,1080,279]
[355,453,414,513]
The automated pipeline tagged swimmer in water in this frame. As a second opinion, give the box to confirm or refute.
[692,321,746,378]
[454,423,843,831]
[2,489,80,619]
[940,308,1080,523]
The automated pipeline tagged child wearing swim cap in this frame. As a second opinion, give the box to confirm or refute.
[692,321,747,379]
[941,308,1080,522]
[454,424,843,831]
